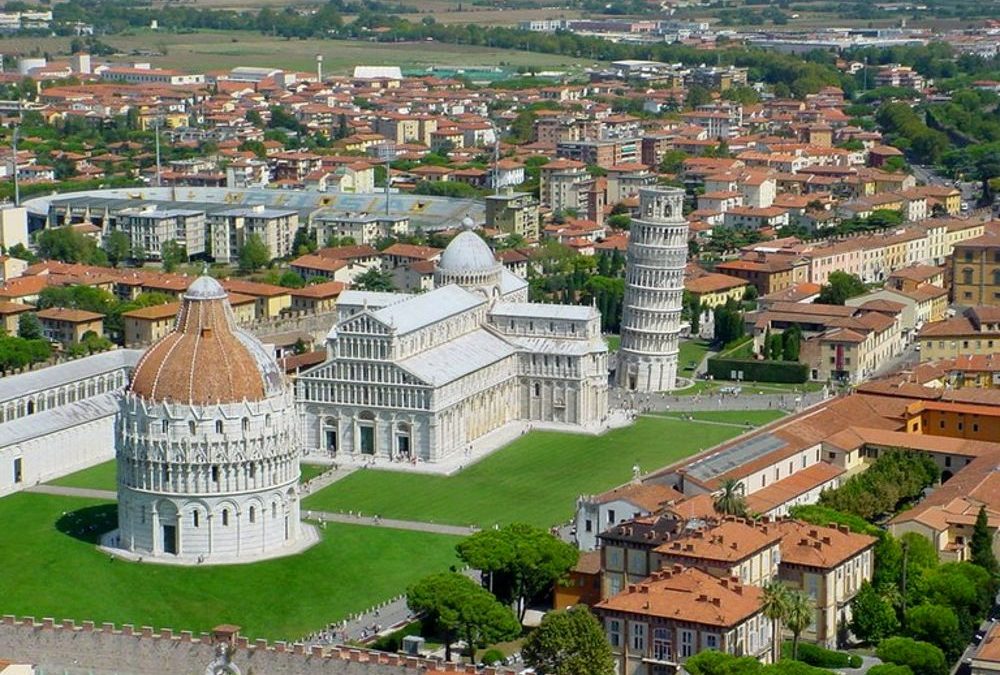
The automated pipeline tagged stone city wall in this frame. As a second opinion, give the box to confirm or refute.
[0,616,510,675]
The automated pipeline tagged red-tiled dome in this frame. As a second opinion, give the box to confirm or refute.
[129,276,284,405]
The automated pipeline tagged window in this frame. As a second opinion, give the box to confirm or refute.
[973,423,979,432]
[533,382,540,396]
[705,634,718,649]
[607,509,616,524]
[940,420,945,429]
[680,630,694,658]
[608,620,622,648]
[631,622,646,652]
[212,465,220,482]
[215,420,223,434]
[585,519,592,533]
[193,510,199,527]
[242,417,250,432]
[945,456,952,467]
[249,506,256,523]
[653,628,671,661]
[265,414,272,427]
[272,502,278,519]
[222,509,229,526]
[189,420,196,435]
[161,419,169,433]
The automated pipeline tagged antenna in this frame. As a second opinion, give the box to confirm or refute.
[154,117,162,188]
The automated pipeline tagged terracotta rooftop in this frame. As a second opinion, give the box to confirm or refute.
[654,518,782,564]
[593,481,684,512]
[596,564,762,628]
[772,519,876,570]
[36,307,103,323]
[129,276,283,405]
[686,273,749,294]
[745,462,844,515]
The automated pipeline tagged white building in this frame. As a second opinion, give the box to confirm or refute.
[207,205,299,264]
[296,223,609,463]
[112,276,307,563]
[616,187,688,392]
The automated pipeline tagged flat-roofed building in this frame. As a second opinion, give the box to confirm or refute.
[208,205,299,264]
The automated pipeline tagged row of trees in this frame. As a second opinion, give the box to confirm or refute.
[762,325,801,362]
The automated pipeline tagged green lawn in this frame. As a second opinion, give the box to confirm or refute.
[49,460,117,491]
[678,339,712,377]
[303,415,765,528]
[0,493,460,640]
[300,463,329,484]
[605,334,621,352]
[670,379,825,397]
[655,410,787,426]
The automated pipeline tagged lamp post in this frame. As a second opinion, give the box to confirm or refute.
[11,125,20,206]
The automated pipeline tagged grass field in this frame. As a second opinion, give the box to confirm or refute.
[300,463,329,484]
[655,410,787,426]
[303,414,772,528]
[0,31,595,74]
[0,492,460,640]
[678,339,712,377]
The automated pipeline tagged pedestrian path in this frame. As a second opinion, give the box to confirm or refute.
[26,484,116,500]
[304,510,476,537]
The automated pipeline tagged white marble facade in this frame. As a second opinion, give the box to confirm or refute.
[297,227,609,463]
[616,187,689,392]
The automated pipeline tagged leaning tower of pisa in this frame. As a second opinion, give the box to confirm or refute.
[616,186,689,392]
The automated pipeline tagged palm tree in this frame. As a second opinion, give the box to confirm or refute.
[784,591,815,661]
[713,478,748,517]
[760,579,790,663]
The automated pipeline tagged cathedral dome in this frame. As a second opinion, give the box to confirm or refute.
[129,276,284,405]
[438,230,498,273]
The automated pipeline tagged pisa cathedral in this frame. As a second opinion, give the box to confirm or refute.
[296,223,610,463]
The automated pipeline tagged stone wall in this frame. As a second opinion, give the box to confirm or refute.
[0,616,510,675]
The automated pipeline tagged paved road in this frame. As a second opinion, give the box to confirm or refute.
[26,484,116,500]
[304,510,477,537]
[611,388,828,414]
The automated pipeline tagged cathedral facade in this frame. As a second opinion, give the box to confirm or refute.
[297,227,609,463]
[113,275,304,563]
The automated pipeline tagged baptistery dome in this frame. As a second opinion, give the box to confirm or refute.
[110,275,308,564]
[129,275,282,405]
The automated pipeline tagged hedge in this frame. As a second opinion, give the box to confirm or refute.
[782,642,863,669]
[706,357,809,383]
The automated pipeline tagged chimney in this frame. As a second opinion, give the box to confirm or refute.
[720,578,729,588]
[639,585,649,594]
[822,536,832,545]
[697,594,709,602]
[712,597,721,606]
[837,524,849,534]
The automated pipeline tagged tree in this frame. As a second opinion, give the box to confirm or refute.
[238,233,271,273]
[160,239,186,273]
[713,478,748,517]
[278,270,305,288]
[760,579,790,663]
[456,522,578,621]
[522,605,614,675]
[816,271,867,305]
[850,582,899,644]
[876,637,948,675]
[354,268,396,292]
[684,650,763,675]
[782,324,802,361]
[904,604,963,661]
[102,230,131,267]
[971,505,999,578]
[36,226,105,265]
[784,591,814,661]
[17,312,41,340]
[407,572,520,663]
[866,666,914,675]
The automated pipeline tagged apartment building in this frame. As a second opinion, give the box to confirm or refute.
[485,191,541,239]
[539,159,606,224]
[36,307,104,345]
[654,519,782,588]
[556,138,640,169]
[917,306,1000,361]
[208,206,299,264]
[595,565,770,675]
[114,206,206,259]
[952,226,1000,306]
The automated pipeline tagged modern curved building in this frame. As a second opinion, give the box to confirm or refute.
[112,275,306,563]
[616,187,689,392]
[297,222,609,463]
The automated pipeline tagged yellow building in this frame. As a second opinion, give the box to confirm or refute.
[36,307,104,345]
[220,280,291,320]
[122,302,180,347]
[953,226,1000,306]
[0,301,34,335]
[685,273,750,308]
[917,306,1000,361]
[288,281,345,314]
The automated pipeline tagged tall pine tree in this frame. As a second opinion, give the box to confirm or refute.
[971,505,999,578]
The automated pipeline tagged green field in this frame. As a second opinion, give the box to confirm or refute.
[303,414,772,528]
[0,32,595,74]
[49,461,118,491]
[678,339,713,377]
[300,463,329,484]
[654,410,787,426]
[0,493,460,640]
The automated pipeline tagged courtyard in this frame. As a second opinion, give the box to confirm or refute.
[302,412,786,528]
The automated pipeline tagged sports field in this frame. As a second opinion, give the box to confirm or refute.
[0,492,460,640]
[0,32,595,74]
[303,413,783,528]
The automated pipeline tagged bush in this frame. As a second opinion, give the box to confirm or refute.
[867,666,914,675]
[706,357,809,383]
[762,661,834,675]
[782,642,861,668]
[876,637,948,675]
[480,648,505,665]
[787,504,883,537]
[369,621,423,653]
